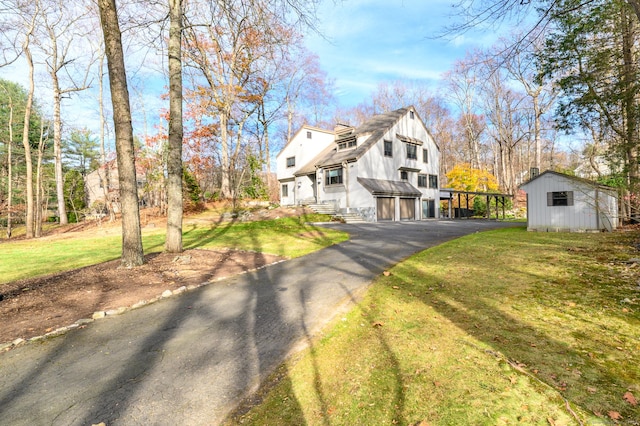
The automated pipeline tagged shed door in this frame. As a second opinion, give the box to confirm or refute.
[377,197,395,221]
[400,198,415,220]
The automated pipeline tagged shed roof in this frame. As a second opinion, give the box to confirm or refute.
[520,170,617,193]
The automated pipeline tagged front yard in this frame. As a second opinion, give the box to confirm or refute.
[231,227,640,425]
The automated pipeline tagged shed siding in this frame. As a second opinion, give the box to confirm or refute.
[522,173,618,232]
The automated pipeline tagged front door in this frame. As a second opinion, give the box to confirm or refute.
[422,199,436,218]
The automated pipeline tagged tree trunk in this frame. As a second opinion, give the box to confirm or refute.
[220,111,231,198]
[98,0,144,267]
[35,121,47,238]
[5,89,13,239]
[51,55,68,225]
[165,0,183,253]
[621,8,640,216]
[22,25,35,239]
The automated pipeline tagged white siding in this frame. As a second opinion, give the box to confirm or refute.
[355,109,440,219]
[276,126,334,205]
[522,172,618,232]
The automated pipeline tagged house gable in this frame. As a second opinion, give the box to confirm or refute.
[276,106,441,221]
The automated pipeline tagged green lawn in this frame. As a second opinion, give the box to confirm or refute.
[231,227,640,425]
[0,214,348,284]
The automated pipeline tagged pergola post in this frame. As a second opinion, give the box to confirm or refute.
[486,195,490,219]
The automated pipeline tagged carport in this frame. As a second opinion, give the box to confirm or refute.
[439,189,513,220]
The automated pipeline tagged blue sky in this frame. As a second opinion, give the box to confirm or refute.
[304,0,501,107]
[0,0,508,141]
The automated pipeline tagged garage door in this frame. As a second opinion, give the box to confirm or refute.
[400,198,415,220]
[377,197,395,221]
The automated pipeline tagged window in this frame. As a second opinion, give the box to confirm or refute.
[337,137,357,150]
[286,156,295,168]
[325,168,343,186]
[384,140,393,157]
[428,174,438,189]
[423,149,428,163]
[409,110,415,119]
[282,184,289,197]
[547,191,574,206]
[406,143,417,160]
[418,174,427,187]
[400,170,408,181]
[306,131,312,139]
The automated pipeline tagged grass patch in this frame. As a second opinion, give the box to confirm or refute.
[232,228,640,425]
[0,214,347,284]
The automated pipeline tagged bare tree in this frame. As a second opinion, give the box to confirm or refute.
[34,0,94,225]
[444,54,485,169]
[21,5,37,239]
[97,0,144,267]
[499,35,556,172]
[1,83,14,238]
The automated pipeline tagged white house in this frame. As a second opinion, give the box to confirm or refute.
[519,170,619,232]
[276,106,440,221]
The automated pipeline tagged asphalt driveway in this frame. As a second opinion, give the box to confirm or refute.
[0,220,522,425]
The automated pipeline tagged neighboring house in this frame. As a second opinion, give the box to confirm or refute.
[519,170,619,232]
[574,156,611,180]
[276,106,440,221]
[85,160,118,212]
[85,160,147,214]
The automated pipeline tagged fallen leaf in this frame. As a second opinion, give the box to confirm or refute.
[608,411,622,420]
[433,381,441,387]
[383,271,391,276]
[372,321,384,328]
[509,376,517,384]
[587,386,597,394]
[547,417,556,426]
[392,285,399,289]
[623,391,638,406]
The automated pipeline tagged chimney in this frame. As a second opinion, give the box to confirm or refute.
[530,167,540,179]
[334,123,353,134]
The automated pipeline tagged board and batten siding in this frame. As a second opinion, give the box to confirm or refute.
[521,172,618,232]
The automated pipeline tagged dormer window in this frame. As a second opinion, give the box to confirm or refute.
[409,110,415,119]
[336,135,357,150]
[306,131,312,139]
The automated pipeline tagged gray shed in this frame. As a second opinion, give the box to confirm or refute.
[519,170,619,232]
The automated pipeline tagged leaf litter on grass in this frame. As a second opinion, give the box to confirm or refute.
[228,227,640,425]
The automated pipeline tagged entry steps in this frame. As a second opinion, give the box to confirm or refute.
[306,203,367,224]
